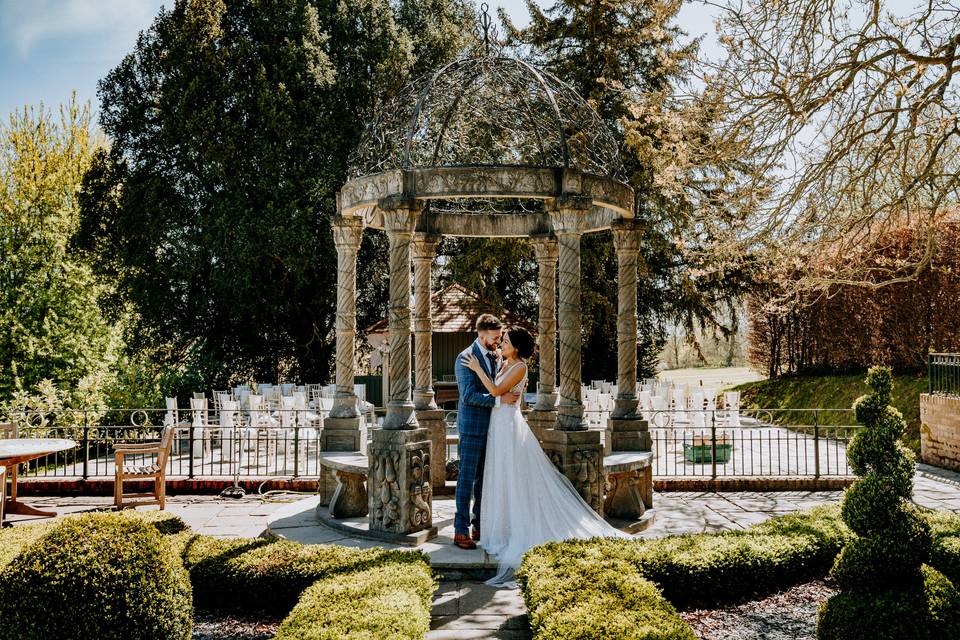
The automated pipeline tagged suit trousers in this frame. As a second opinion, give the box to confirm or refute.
[454,431,487,535]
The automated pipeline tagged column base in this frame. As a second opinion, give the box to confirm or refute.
[541,428,603,515]
[605,416,652,455]
[556,402,588,430]
[416,409,447,492]
[367,427,434,536]
[526,409,557,443]
[383,402,419,430]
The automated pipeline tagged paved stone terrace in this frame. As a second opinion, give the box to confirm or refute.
[5,463,959,640]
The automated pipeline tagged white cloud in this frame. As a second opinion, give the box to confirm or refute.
[1,0,165,58]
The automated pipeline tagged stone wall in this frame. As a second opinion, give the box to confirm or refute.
[920,393,960,471]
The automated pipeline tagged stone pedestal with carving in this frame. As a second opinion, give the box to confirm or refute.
[541,428,604,514]
[605,417,652,456]
[417,409,447,492]
[367,427,437,538]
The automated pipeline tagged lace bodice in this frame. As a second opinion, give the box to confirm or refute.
[496,361,527,394]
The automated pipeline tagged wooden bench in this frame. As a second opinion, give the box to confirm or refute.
[318,452,368,518]
[602,451,653,520]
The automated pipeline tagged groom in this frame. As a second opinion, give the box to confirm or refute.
[453,314,521,550]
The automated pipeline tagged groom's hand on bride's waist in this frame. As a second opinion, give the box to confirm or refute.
[502,391,522,405]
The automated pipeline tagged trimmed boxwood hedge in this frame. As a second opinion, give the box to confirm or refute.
[0,513,193,640]
[0,509,187,571]
[180,534,433,616]
[928,509,960,587]
[274,562,436,640]
[818,565,960,640]
[518,550,694,640]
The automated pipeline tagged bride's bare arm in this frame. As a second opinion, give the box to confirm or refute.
[462,356,526,397]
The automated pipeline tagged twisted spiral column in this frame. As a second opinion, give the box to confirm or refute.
[531,236,558,411]
[412,233,439,411]
[330,216,365,419]
[551,203,590,431]
[382,205,419,430]
[612,220,640,418]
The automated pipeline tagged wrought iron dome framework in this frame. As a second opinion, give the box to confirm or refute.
[339,53,635,236]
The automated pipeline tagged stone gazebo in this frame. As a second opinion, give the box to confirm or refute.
[324,51,652,541]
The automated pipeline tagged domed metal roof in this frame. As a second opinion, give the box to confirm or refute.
[348,55,625,181]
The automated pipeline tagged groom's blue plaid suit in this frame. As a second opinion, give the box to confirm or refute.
[454,340,498,536]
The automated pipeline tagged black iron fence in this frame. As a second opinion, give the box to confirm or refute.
[929,353,960,396]
[2,406,861,481]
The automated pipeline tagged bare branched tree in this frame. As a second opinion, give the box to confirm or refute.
[706,0,960,294]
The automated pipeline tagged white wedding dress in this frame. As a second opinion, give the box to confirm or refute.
[479,362,632,587]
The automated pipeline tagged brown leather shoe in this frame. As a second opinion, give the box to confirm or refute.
[471,525,480,541]
[453,533,477,550]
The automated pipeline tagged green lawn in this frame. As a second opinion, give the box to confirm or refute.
[733,372,928,454]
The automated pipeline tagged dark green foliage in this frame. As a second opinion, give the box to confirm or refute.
[818,566,960,640]
[274,562,435,640]
[180,534,431,616]
[819,366,949,638]
[77,0,473,392]
[0,513,192,640]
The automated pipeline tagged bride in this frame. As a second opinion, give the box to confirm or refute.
[462,326,631,587]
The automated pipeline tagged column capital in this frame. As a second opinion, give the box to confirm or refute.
[332,216,365,251]
[549,201,590,235]
[611,219,641,254]
[530,235,559,262]
[380,196,419,235]
[411,232,441,261]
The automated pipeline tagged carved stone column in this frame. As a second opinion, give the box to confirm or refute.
[368,199,434,539]
[528,236,559,441]
[541,198,603,514]
[607,220,652,454]
[411,233,446,492]
[382,204,419,430]
[321,216,365,504]
[412,233,440,412]
[329,216,364,421]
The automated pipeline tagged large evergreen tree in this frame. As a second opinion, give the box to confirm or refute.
[76,0,473,392]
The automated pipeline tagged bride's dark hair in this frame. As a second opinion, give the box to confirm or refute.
[507,327,535,359]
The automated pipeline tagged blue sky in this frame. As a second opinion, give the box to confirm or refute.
[0,0,719,123]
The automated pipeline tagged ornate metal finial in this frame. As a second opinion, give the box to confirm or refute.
[476,3,500,56]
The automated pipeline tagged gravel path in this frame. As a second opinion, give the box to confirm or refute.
[681,582,837,640]
[192,612,280,640]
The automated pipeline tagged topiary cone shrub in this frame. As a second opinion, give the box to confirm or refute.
[818,367,960,639]
[0,513,193,640]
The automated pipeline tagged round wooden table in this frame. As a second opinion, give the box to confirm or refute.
[0,438,77,520]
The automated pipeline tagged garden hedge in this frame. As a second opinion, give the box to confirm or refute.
[274,561,436,640]
[0,509,187,570]
[180,534,433,615]
[0,513,193,640]
[818,565,960,640]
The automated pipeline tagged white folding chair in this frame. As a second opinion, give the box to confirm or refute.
[724,391,741,427]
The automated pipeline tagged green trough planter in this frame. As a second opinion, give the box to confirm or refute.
[683,437,733,464]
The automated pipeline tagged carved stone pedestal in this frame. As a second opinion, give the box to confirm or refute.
[318,416,365,505]
[526,409,556,443]
[541,428,604,514]
[368,428,437,538]
[605,417,652,455]
[416,409,447,492]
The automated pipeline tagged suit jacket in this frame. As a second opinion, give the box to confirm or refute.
[455,340,498,438]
